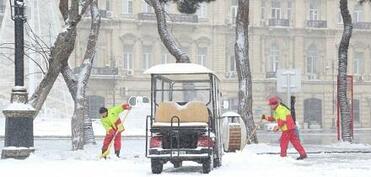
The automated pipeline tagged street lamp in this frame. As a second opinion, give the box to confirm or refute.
[1,0,36,159]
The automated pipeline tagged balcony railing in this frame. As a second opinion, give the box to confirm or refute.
[306,20,327,28]
[268,18,289,27]
[73,66,118,76]
[353,22,371,30]
[138,12,198,23]
[266,72,276,78]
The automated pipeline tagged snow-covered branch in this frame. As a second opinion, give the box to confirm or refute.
[150,0,190,63]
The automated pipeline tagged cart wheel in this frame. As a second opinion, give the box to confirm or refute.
[172,161,182,168]
[202,157,213,174]
[213,156,222,168]
[151,159,163,174]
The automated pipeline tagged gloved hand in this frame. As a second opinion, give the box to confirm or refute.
[118,125,125,133]
[106,129,115,135]
[273,125,279,132]
[261,114,266,120]
[122,103,131,110]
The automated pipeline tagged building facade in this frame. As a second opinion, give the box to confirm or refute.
[73,0,371,129]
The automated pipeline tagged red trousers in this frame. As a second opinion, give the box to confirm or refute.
[280,129,306,157]
[102,119,123,152]
[102,130,121,152]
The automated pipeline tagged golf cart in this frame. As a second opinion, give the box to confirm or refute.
[144,63,224,174]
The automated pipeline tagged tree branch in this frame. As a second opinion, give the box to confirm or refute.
[150,0,190,63]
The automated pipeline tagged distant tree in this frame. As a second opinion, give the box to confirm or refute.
[234,0,256,143]
[337,0,352,142]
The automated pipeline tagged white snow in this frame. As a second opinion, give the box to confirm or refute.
[221,111,241,117]
[144,63,215,75]
[3,102,35,111]
[0,142,370,177]
[1,101,371,177]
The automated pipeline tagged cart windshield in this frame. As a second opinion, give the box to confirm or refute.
[153,73,212,105]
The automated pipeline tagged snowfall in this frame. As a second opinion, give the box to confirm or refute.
[1,106,371,177]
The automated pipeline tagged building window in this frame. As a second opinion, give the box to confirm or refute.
[287,1,292,21]
[271,0,281,19]
[123,45,133,70]
[261,1,266,20]
[197,47,207,66]
[123,0,133,15]
[231,0,238,23]
[161,52,170,64]
[353,99,360,123]
[142,0,153,13]
[0,0,5,13]
[353,52,363,75]
[268,44,279,72]
[197,3,208,18]
[306,45,318,80]
[143,46,152,70]
[309,0,319,21]
[229,56,236,72]
[353,5,363,23]
[106,0,111,11]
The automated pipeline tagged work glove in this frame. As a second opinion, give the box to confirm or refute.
[261,114,266,120]
[273,125,279,132]
[106,129,115,135]
[122,103,131,110]
[117,124,125,133]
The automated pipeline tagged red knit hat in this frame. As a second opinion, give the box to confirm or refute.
[267,96,279,106]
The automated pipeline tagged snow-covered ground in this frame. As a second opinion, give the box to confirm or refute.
[1,107,371,176]
[0,140,370,177]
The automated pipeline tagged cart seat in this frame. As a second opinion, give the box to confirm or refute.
[153,101,209,127]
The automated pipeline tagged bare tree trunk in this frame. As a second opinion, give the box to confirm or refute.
[29,0,93,118]
[338,0,353,142]
[61,1,101,150]
[235,0,256,143]
[150,0,190,63]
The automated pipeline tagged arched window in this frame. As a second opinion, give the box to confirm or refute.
[268,43,279,73]
[353,4,363,23]
[309,0,320,21]
[271,0,281,19]
[306,44,318,80]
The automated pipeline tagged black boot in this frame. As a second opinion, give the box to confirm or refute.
[101,149,107,159]
[296,154,307,160]
[115,150,120,158]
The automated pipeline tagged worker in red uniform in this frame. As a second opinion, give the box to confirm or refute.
[262,96,307,160]
[99,103,131,158]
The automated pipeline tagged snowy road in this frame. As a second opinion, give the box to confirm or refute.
[1,136,371,177]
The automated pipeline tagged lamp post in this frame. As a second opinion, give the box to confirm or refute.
[1,0,36,159]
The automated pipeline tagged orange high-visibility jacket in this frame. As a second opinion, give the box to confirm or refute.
[266,104,296,132]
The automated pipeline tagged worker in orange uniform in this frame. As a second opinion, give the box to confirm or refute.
[262,96,307,160]
[99,103,131,158]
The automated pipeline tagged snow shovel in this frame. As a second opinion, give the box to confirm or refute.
[246,119,263,144]
[100,110,131,159]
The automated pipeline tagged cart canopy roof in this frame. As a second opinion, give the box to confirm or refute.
[144,63,215,75]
